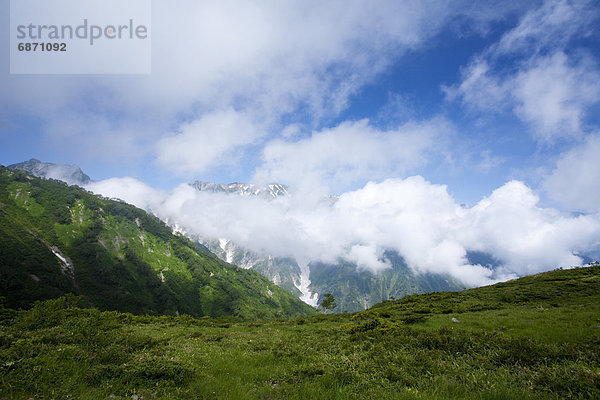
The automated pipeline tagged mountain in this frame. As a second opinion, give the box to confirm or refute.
[190,181,289,199]
[201,238,305,297]
[191,182,461,312]
[199,236,462,312]
[4,160,462,313]
[8,158,92,186]
[0,166,315,319]
[309,251,462,312]
[187,182,320,305]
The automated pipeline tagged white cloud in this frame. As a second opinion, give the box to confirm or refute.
[495,0,596,56]
[253,118,450,195]
[446,0,600,142]
[459,181,597,274]
[347,245,391,273]
[1,3,450,129]
[444,60,507,111]
[156,109,264,176]
[543,133,600,212]
[329,177,488,285]
[448,52,600,142]
[86,174,600,288]
[86,177,166,212]
[512,53,600,141]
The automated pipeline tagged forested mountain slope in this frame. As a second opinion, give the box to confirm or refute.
[0,166,315,319]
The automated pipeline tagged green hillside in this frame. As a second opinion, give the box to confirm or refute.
[0,166,315,319]
[1,265,598,399]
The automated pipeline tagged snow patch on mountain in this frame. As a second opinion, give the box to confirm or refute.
[296,261,319,307]
[190,181,321,305]
[218,238,236,264]
[190,181,289,200]
[170,223,188,236]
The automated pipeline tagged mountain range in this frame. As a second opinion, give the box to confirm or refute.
[189,181,462,311]
[7,159,463,312]
[0,164,314,318]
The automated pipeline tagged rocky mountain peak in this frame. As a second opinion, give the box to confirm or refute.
[8,158,91,186]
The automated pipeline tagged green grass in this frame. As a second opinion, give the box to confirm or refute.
[1,266,599,399]
[7,182,45,217]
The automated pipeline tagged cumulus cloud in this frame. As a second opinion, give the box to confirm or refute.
[86,175,600,288]
[445,0,600,142]
[543,133,600,212]
[459,181,600,275]
[512,53,600,141]
[86,177,166,212]
[253,118,450,195]
[156,109,264,176]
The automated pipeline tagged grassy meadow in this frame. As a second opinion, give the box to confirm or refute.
[1,265,599,399]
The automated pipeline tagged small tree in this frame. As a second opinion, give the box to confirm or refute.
[320,293,337,312]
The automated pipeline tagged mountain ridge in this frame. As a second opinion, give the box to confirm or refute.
[191,182,462,311]
[0,165,315,319]
[6,158,465,312]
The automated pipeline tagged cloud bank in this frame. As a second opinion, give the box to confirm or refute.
[87,175,600,288]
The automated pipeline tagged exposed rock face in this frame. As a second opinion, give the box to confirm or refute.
[8,158,92,186]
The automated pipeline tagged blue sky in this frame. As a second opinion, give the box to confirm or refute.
[2,1,600,284]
